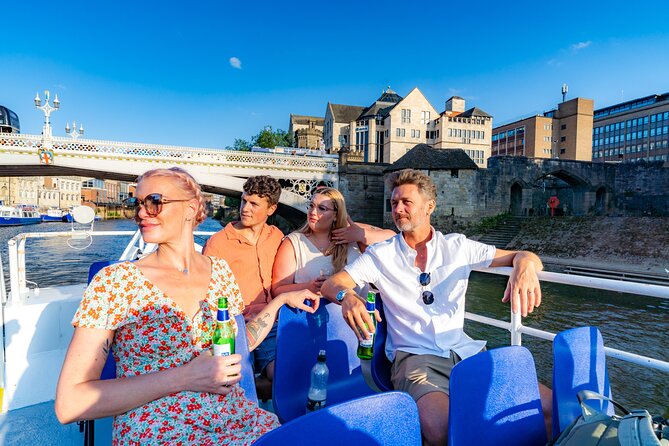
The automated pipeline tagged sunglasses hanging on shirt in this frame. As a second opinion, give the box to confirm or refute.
[419,272,434,305]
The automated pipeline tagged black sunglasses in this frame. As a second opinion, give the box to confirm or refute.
[419,272,434,305]
[122,193,190,218]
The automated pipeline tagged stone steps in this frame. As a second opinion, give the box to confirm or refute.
[478,216,527,249]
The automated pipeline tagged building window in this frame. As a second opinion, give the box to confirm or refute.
[561,124,567,130]
[411,129,421,138]
[420,111,430,124]
[451,169,459,178]
[401,109,411,123]
[560,148,566,154]
[396,128,406,137]
[560,136,566,142]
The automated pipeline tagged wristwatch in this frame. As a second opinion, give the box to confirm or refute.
[335,288,353,303]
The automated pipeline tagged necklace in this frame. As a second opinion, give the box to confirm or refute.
[176,267,189,275]
[309,235,331,253]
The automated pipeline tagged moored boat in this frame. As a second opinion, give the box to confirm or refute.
[40,208,70,223]
[0,204,42,226]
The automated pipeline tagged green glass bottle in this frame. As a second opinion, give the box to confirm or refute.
[357,291,376,359]
[212,297,235,356]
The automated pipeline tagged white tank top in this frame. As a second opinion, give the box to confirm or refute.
[285,232,367,296]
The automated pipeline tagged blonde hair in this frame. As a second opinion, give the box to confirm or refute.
[298,187,349,273]
[136,167,207,226]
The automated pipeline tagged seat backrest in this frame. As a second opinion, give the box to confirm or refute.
[234,314,258,403]
[552,326,611,437]
[254,391,421,446]
[87,261,257,401]
[370,295,393,392]
[273,301,374,423]
[448,346,547,446]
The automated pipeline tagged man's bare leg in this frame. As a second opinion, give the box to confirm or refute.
[416,391,450,446]
[539,383,553,440]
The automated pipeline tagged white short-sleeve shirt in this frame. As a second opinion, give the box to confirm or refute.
[344,229,495,361]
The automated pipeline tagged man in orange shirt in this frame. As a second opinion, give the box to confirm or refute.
[203,176,284,399]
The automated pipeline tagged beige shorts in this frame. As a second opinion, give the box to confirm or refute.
[390,349,483,402]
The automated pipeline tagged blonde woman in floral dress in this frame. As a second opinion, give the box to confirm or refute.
[56,167,318,445]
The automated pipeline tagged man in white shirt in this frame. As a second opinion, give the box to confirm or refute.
[322,168,551,445]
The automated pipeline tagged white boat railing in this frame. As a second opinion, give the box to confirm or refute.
[2,230,668,377]
[472,266,669,374]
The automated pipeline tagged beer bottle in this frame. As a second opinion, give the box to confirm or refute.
[212,297,235,356]
[356,291,376,360]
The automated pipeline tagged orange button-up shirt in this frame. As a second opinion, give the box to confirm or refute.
[203,222,284,320]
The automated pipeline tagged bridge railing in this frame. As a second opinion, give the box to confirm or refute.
[0,133,339,174]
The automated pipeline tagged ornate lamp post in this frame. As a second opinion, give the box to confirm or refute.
[65,121,84,140]
[34,90,60,149]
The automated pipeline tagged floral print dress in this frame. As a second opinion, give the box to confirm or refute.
[73,257,279,445]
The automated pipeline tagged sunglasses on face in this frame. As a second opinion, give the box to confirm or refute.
[122,193,190,218]
[419,272,434,305]
[307,202,336,215]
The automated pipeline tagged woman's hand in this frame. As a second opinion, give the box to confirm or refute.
[182,351,242,395]
[278,289,320,313]
[332,216,365,245]
[308,275,328,293]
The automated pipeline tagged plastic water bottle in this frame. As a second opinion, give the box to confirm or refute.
[306,349,328,413]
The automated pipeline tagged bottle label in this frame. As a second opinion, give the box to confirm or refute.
[213,344,232,356]
[360,338,373,348]
[217,309,229,322]
[306,398,326,412]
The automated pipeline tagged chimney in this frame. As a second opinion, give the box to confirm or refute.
[445,96,465,113]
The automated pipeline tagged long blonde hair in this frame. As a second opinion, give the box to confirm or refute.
[298,187,349,273]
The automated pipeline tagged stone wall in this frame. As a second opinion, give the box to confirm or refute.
[341,156,669,229]
[337,151,389,228]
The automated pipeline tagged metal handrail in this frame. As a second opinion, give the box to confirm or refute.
[3,231,668,374]
[471,266,669,373]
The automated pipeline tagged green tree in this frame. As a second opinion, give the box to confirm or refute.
[232,138,251,151]
[252,126,294,148]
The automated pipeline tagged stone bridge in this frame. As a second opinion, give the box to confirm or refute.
[0,133,339,220]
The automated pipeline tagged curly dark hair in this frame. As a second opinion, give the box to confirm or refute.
[243,175,282,206]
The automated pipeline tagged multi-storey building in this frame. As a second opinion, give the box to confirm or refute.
[324,87,493,166]
[491,97,594,162]
[0,177,40,206]
[288,115,324,150]
[592,92,669,163]
[0,105,20,133]
[39,177,82,210]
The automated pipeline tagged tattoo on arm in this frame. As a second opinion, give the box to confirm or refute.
[246,312,271,349]
[102,338,110,357]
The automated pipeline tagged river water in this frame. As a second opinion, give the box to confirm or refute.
[1,218,667,416]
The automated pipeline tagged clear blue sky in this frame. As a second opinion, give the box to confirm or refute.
[2,0,669,148]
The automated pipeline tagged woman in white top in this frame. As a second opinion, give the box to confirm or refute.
[272,187,394,297]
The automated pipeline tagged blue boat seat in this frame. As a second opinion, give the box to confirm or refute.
[370,294,393,392]
[448,346,547,446]
[253,391,421,446]
[272,301,375,423]
[552,326,612,438]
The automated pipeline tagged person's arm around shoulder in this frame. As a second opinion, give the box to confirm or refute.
[331,217,395,248]
[491,248,544,317]
[245,288,319,351]
[321,271,379,342]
